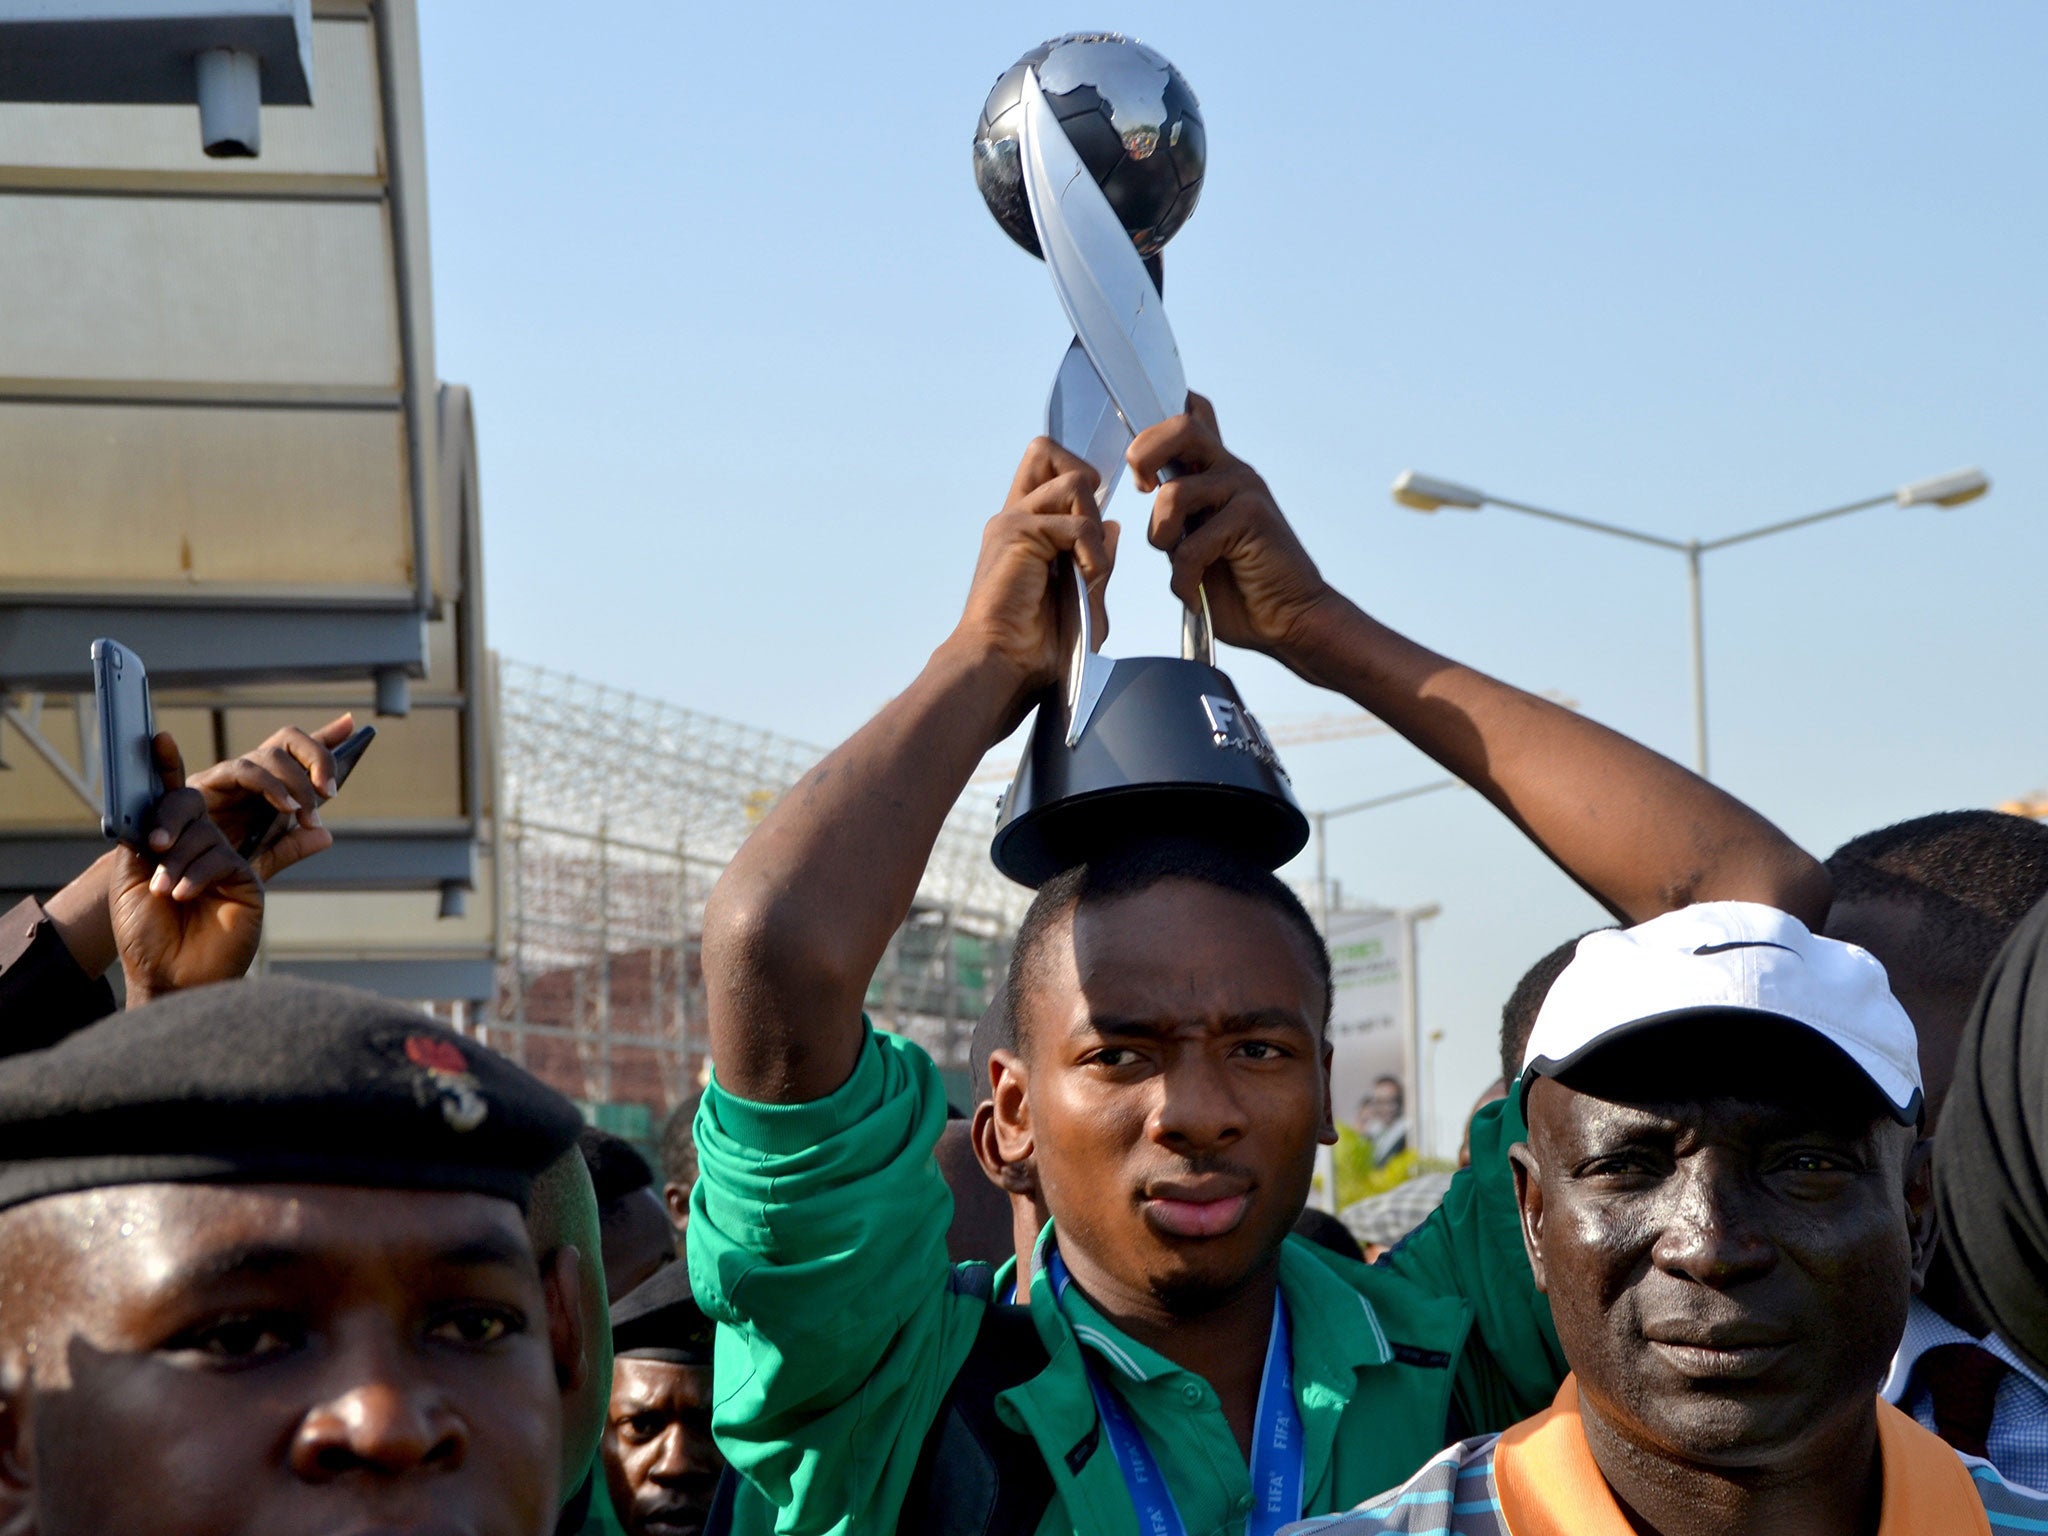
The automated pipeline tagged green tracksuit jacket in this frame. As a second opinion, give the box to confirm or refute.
[688,1026,1562,1536]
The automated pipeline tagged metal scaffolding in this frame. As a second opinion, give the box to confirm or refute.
[488,658,1027,1132]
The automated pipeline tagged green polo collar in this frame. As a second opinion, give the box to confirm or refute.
[1023,1221,1393,1368]
[985,1221,1457,1531]
[1013,1221,1397,1399]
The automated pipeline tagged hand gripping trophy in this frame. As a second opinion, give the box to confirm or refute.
[974,34,1308,887]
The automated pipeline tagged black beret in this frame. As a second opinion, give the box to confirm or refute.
[611,1247,712,1364]
[0,976,582,1214]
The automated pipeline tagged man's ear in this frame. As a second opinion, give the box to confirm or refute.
[1904,1135,1937,1293]
[971,1100,1037,1195]
[1507,1141,1549,1295]
[1317,1037,1338,1146]
[989,1048,1035,1165]
[543,1244,588,1396]
[662,1181,690,1230]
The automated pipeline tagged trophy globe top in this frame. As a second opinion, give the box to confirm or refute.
[973,33,1205,261]
[973,34,1304,890]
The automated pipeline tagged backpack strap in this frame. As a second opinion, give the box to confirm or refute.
[895,1263,1056,1536]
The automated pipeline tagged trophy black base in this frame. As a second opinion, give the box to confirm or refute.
[990,655,1310,889]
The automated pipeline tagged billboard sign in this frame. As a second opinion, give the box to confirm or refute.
[1325,907,1414,1135]
[1308,907,1418,1211]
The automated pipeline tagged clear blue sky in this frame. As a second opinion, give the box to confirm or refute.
[418,2,2046,1150]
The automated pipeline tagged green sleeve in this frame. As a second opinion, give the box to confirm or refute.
[687,1024,985,1534]
[1376,1093,1566,1431]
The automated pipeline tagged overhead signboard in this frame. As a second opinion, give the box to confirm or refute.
[0,0,440,697]
[0,4,494,1001]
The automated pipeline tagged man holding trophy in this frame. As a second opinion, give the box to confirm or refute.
[685,34,1826,1535]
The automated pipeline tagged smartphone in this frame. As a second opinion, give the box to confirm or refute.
[92,638,162,848]
[238,724,377,861]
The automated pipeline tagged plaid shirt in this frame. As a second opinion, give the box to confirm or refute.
[1285,1377,2048,1535]
[1884,1294,2048,1492]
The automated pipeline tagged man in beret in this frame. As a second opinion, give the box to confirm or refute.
[1297,904,2048,1535]
[601,1259,727,1536]
[0,976,588,1536]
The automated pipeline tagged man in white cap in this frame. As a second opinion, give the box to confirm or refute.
[1289,901,2048,1536]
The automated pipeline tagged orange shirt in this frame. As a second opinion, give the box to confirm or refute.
[1492,1376,1992,1536]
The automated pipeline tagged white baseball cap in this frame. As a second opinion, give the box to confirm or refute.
[1521,901,1923,1124]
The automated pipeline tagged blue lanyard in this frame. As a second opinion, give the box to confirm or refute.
[1046,1250,1304,1536]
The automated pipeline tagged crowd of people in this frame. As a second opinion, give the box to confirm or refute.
[2,397,2046,1536]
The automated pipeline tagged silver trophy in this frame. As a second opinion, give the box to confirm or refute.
[975,34,1307,887]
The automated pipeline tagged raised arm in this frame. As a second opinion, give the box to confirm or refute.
[703,441,1116,1103]
[1128,397,1829,927]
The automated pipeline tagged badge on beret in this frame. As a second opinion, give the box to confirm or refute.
[404,1034,489,1133]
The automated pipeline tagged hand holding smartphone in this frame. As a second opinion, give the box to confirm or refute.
[237,724,377,862]
[92,638,162,848]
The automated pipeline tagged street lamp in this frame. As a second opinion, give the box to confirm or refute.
[1388,466,1991,778]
